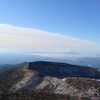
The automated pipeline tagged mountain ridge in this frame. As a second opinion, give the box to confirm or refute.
[29,61,100,79]
[0,61,100,98]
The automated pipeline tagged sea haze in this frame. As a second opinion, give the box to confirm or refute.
[0,52,100,69]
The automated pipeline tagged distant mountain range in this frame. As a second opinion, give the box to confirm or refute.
[0,53,100,69]
[0,61,100,99]
[0,62,27,73]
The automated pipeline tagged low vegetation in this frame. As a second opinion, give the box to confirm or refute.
[0,91,92,100]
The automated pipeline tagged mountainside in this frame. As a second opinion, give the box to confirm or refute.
[29,61,100,78]
[0,61,100,99]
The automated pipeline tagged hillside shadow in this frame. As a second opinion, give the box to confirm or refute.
[28,61,100,79]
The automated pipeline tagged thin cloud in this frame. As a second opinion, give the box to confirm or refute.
[0,24,94,52]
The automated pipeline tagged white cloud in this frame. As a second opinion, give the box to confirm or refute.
[0,24,95,53]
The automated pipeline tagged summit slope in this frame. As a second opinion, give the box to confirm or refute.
[0,61,100,98]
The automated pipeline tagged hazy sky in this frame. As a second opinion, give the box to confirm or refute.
[0,0,100,58]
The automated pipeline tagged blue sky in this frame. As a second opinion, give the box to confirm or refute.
[0,0,100,58]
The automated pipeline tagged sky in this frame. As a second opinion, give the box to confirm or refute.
[0,0,100,58]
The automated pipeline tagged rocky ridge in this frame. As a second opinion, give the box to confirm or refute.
[0,61,100,99]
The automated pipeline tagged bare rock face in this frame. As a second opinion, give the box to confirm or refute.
[0,61,100,98]
[34,76,100,97]
[34,76,78,95]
